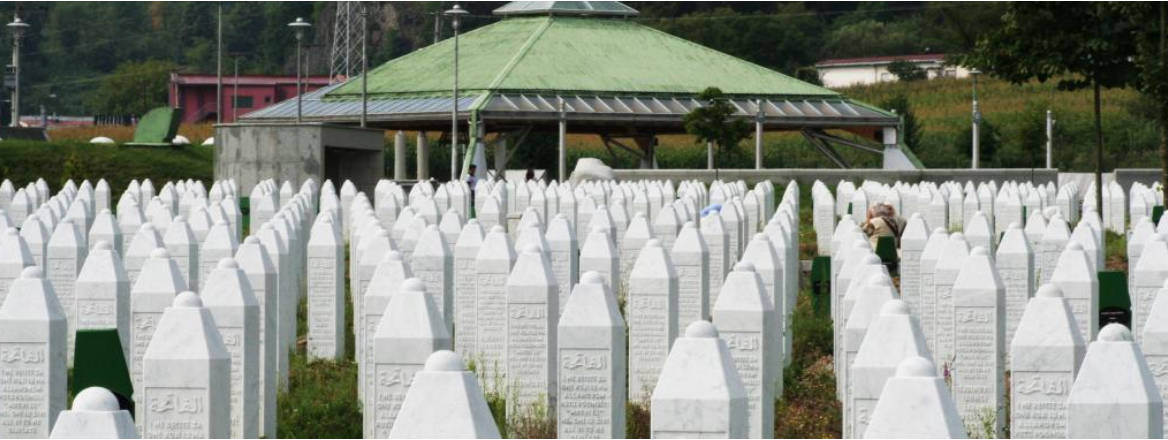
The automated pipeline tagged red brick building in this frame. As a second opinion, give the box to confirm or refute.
[168,73,333,123]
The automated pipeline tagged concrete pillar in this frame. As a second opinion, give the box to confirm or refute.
[636,136,656,170]
[755,101,764,169]
[472,122,488,178]
[394,131,407,180]
[495,137,507,177]
[558,98,566,181]
[707,141,714,170]
[417,132,430,181]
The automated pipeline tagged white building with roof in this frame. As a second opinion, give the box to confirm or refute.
[815,54,971,89]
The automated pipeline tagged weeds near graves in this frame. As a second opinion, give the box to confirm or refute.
[774,290,841,438]
[625,400,652,439]
[972,406,1000,439]
[1104,231,1126,272]
[507,398,556,439]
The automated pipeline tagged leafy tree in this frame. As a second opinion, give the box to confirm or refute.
[959,2,1139,213]
[1120,2,1168,204]
[684,87,750,170]
[879,94,923,150]
[86,60,175,116]
[887,60,926,81]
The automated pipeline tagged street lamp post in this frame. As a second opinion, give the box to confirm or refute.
[288,17,312,124]
[360,4,369,128]
[446,4,467,180]
[970,68,982,169]
[7,16,29,128]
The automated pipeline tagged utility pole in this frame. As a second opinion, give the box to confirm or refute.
[216,4,222,124]
[1046,109,1054,169]
[360,3,368,128]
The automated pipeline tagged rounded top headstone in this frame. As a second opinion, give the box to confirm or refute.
[685,320,718,338]
[880,299,910,316]
[149,248,170,259]
[174,291,202,308]
[932,227,947,235]
[1068,241,1084,251]
[100,208,112,215]
[402,277,425,293]
[950,232,965,241]
[20,266,43,279]
[970,246,987,257]
[733,261,756,273]
[490,225,505,234]
[424,350,464,372]
[93,240,112,251]
[243,236,259,245]
[1036,284,1064,298]
[1098,323,1132,342]
[217,258,238,269]
[580,271,605,285]
[895,356,936,378]
[73,387,120,412]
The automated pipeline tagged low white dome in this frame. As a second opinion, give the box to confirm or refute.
[171,134,190,145]
[89,136,115,144]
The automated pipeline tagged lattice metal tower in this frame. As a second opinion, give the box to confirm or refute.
[330,1,365,82]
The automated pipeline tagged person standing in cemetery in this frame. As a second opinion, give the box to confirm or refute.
[862,203,905,248]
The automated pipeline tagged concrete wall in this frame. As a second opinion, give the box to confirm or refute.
[610,168,1058,187]
[214,123,384,195]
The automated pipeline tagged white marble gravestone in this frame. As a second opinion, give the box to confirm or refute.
[0,227,34,307]
[124,223,162,286]
[995,222,1033,367]
[128,248,186,426]
[546,214,578,315]
[47,219,85,366]
[366,278,451,438]
[620,212,653,299]
[863,356,966,439]
[505,244,558,417]
[1067,324,1163,438]
[950,247,1004,436]
[361,250,411,400]
[307,214,345,360]
[20,215,49,270]
[198,220,237,292]
[1039,215,1070,285]
[964,211,993,253]
[74,240,130,364]
[200,258,259,439]
[0,267,67,439]
[900,214,929,315]
[47,387,138,439]
[627,238,678,403]
[841,274,896,411]
[933,233,970,370]
[474,225,515,391]
[387,350,502,439]
[672,221,709,323]
[850,300,931,439]
[1143,278,1168,433]
[89,209,123,256]
[556,271,626,439]
[1134,234,1168,341]
[700,212,731,309]
[140,292,230,439]
[1050,241,1098,343]
[1010,284,1085,439]
[163,215,199,289]
[412,225,453,330]
[233,235,277,437]
[580,226,619,295]
[454,220,485,358]
[650,321,747,439]
[712,262,777,439]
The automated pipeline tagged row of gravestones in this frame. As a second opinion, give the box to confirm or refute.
[819,177,1168,438]
[319,176,803,437]
[0,175,323,438]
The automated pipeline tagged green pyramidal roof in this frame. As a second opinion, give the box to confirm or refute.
[493,1,640,17]
[326,15,839,100]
